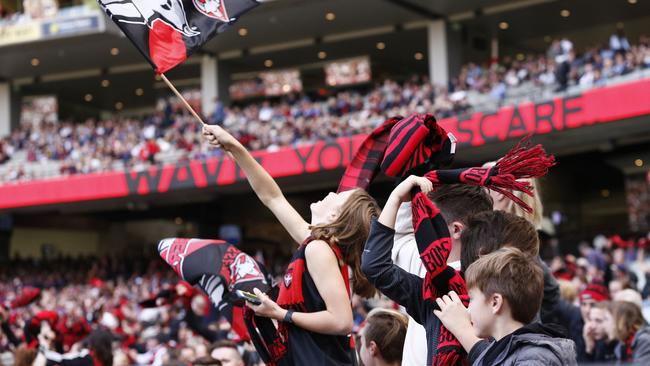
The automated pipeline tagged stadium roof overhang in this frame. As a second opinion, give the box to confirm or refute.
[3,0,650,78]
[1,0,431,80]
[2,0,650,114]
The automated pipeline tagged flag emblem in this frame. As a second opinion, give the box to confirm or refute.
[99,0,200,37]
[193,0,230,22]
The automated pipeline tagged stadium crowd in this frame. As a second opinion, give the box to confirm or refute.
[1,190,650,366]
[3,1,650,366]
[1,34,650,182]
[0,246,409,366]
[0,254,272,366]
[1,218,650,365]
[0,115,649,366]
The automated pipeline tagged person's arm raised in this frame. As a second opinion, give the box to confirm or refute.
[378,175,433,229]
[203,125,310,245]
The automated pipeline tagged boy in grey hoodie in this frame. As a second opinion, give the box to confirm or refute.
[434,247,577,366]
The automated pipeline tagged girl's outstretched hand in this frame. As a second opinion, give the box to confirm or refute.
[202,124,239,153]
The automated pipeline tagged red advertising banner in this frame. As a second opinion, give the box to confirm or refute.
[439,78,650,146]
[1,78,650,209]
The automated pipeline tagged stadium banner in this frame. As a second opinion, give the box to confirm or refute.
[0,22,41,47]
[1,77,650,209]
[41,15,102,38]
[0,10,106,47]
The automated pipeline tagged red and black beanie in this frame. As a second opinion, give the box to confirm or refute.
[579,281,610,303]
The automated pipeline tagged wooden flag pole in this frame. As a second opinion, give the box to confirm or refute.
[160,73,207,126]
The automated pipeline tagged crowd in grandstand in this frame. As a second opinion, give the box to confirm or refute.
[0,105,649,366]
[3,230,650,366]
[0,0,62,23]
[4,1,650,366]
[0,33,650,182]
[2,143,650,366]
[0,254,267,366]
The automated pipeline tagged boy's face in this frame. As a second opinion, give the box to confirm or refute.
[580,300,595,321]
[467,287,496,339]
[588,307,615,341]
[357,328,375,366]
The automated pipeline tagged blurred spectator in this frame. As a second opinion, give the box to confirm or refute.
[0,4,11,19]
[583,301,617,362]
[610,29,631,53]
[209,340,244,366]
[357,308,407,366]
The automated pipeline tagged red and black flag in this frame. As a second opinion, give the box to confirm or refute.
[97,0,259,73]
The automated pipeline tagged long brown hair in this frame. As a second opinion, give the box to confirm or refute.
[13,346,37,366]
[610,301,646,342]
[310,188,380,298]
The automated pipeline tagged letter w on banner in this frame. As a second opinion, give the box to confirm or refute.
[97,0,259,73]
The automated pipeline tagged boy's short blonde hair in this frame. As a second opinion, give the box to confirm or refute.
[465,247,544,324]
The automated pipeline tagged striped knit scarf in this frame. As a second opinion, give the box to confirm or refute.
[411,139,555,365]
[339,112,554,365]
[338,113,455,192]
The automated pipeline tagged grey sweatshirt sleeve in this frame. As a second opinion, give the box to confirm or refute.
[468,339,491,364]
[361,218,426,324]
[633,328,650,364]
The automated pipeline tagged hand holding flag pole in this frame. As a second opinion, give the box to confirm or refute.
[96,0,260,125]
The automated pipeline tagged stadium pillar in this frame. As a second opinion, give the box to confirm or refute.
[427,20,449,87]
[201,55,219,118]
[0,82,13,137]
[201,55,231,119]
[491,37,499,63]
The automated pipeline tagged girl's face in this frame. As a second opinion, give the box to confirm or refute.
[310,190,354,225]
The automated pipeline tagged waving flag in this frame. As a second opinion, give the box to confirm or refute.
[98,0,259,73]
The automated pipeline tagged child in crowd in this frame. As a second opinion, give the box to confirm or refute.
[583,301,617,362]
[434,248,577,365]
[357,309,408,366]
[610,300,650,363]
[362,173,549,365]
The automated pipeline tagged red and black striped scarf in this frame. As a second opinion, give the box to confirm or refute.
[623,330,637,362]
[342,113,555,365]
[411,190,469,365]
[338,113,455,192]
[338,116,401,192]
[411,139,555,365]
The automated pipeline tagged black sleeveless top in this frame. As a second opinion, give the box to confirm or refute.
[273,239,356,366]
